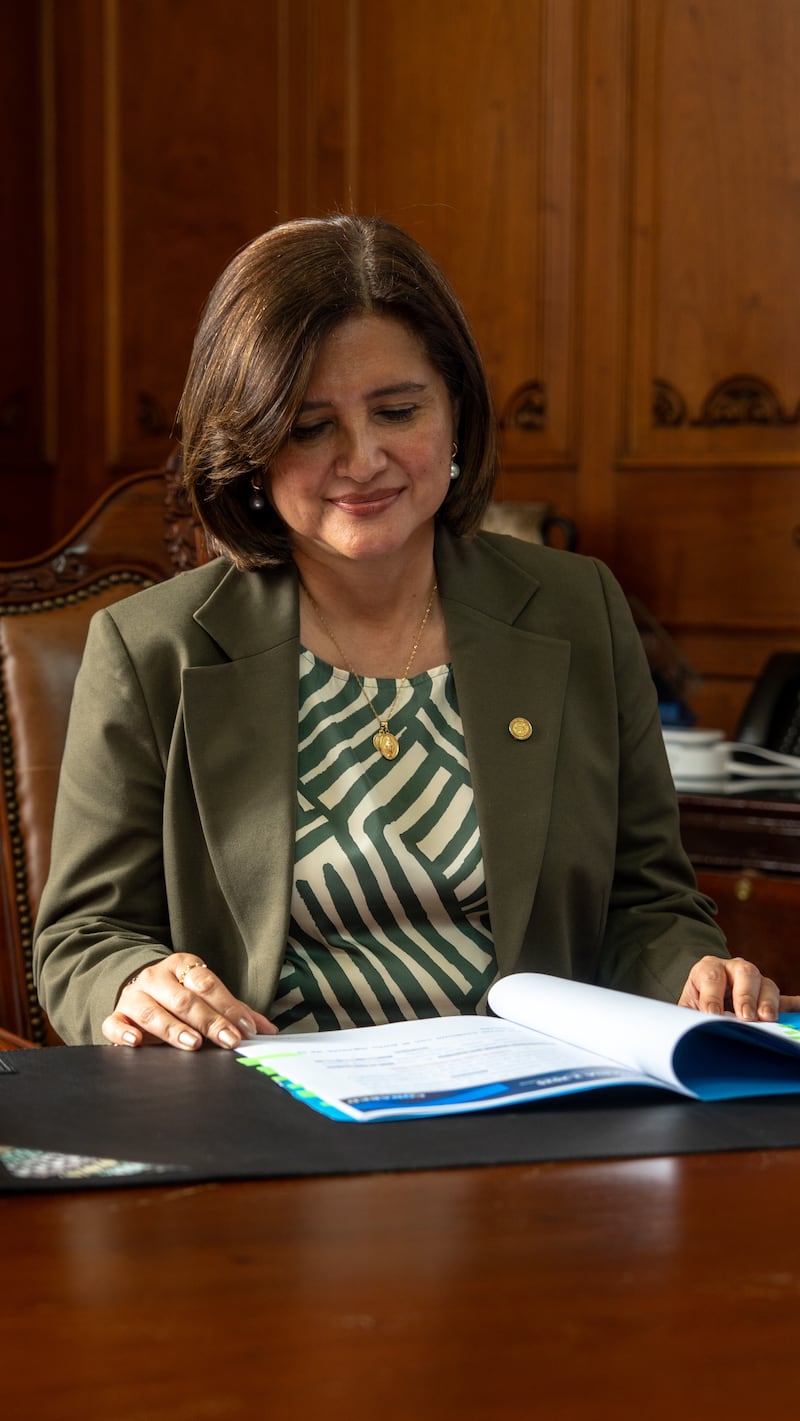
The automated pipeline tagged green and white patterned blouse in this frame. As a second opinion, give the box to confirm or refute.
[270,650,498,1032]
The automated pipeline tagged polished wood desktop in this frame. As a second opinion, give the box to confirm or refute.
[3,1146,799,1418]
[4,787,799,1414]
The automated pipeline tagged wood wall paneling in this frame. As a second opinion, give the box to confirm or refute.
[617,0,800,733]
[6,0,319,548]
[573,0,631,560]
[2,0,799,737]
[0,2,49,558]
[626,0,800,464]
[288,0,353,215]
[115,0,286,475]
[354,0,581,500]
[49,0,110,533]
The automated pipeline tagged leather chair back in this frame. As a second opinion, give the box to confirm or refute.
[0,465,203,1042]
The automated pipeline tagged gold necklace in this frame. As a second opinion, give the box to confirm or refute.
[301,579,438,760]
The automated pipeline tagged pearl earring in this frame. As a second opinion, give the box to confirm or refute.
[449,442,461,481]
[248,477,266,512]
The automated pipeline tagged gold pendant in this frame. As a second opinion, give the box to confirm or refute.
[373,725,400,760]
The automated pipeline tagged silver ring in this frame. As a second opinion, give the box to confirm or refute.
[176,960,207,986]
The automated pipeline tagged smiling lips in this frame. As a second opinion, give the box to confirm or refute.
[329,488,403,515]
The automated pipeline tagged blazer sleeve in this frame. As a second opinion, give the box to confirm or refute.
[592,559,728,1000]
[33,609,174,1043]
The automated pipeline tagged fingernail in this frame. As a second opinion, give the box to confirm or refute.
[178,1030,200,1048]
[707,1003,723,1015]
[219,1028,239,1048]
[122,1030,138,1046]
[238,1018,257,1038]
[741,1006,755,1021]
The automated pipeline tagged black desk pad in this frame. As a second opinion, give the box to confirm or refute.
[3,1044,800,1192]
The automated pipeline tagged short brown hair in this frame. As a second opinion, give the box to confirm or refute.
[179,215,497,568]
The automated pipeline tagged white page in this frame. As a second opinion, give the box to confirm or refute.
[487,974,725,1091]
[236,1013,661,1121]
[237,980,800,1121]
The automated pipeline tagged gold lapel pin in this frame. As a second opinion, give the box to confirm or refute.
[508,717,533,741]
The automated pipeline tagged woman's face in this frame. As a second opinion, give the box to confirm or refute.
[267,313,459,571]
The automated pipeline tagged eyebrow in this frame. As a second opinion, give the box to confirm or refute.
[298,381,429,412]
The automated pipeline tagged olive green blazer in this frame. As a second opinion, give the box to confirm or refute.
[34,530,726,1043]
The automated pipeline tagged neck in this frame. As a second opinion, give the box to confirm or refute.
[293,533,437,626]
[293,540,448,678]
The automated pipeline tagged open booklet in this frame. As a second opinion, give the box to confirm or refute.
[235,974,800,1123]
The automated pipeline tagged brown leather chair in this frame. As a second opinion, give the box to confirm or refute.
[0,462,204,1044]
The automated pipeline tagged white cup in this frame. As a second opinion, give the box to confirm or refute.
[662,728,728,781]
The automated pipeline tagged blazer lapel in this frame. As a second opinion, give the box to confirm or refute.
[181,564,300,1005]
[437,532,571,975]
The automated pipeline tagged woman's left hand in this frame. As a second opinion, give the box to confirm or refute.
[679,955,800,1021]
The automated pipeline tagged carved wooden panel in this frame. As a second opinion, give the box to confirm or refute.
[610,0,800,732]
[6,0,583,535]
[352,0,581,475]
[3,0,799,736]
[625,0,800,466]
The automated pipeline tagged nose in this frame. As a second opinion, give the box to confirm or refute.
[335,422,386,482]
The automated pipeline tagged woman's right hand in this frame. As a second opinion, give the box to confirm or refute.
[101,954,277,1050]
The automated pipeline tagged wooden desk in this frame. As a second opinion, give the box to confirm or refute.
[678,786,800,876]
[3,1148,800,1418]
[679,788,800,987]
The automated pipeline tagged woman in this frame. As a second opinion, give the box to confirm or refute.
[33,214,790,1048]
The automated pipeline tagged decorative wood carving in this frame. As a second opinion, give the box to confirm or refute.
[0,462,203,598]
[695,375,797,427]
[163,457,204,571]
[652,379,687,428]
[499,381,548,433]
[0,553,89,599]
[653,375,800,428]
[137,391,171,438]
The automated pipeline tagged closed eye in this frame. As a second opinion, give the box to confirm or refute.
[289,421,330,443]
[289,404,418,442]
[377,405,417,422]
